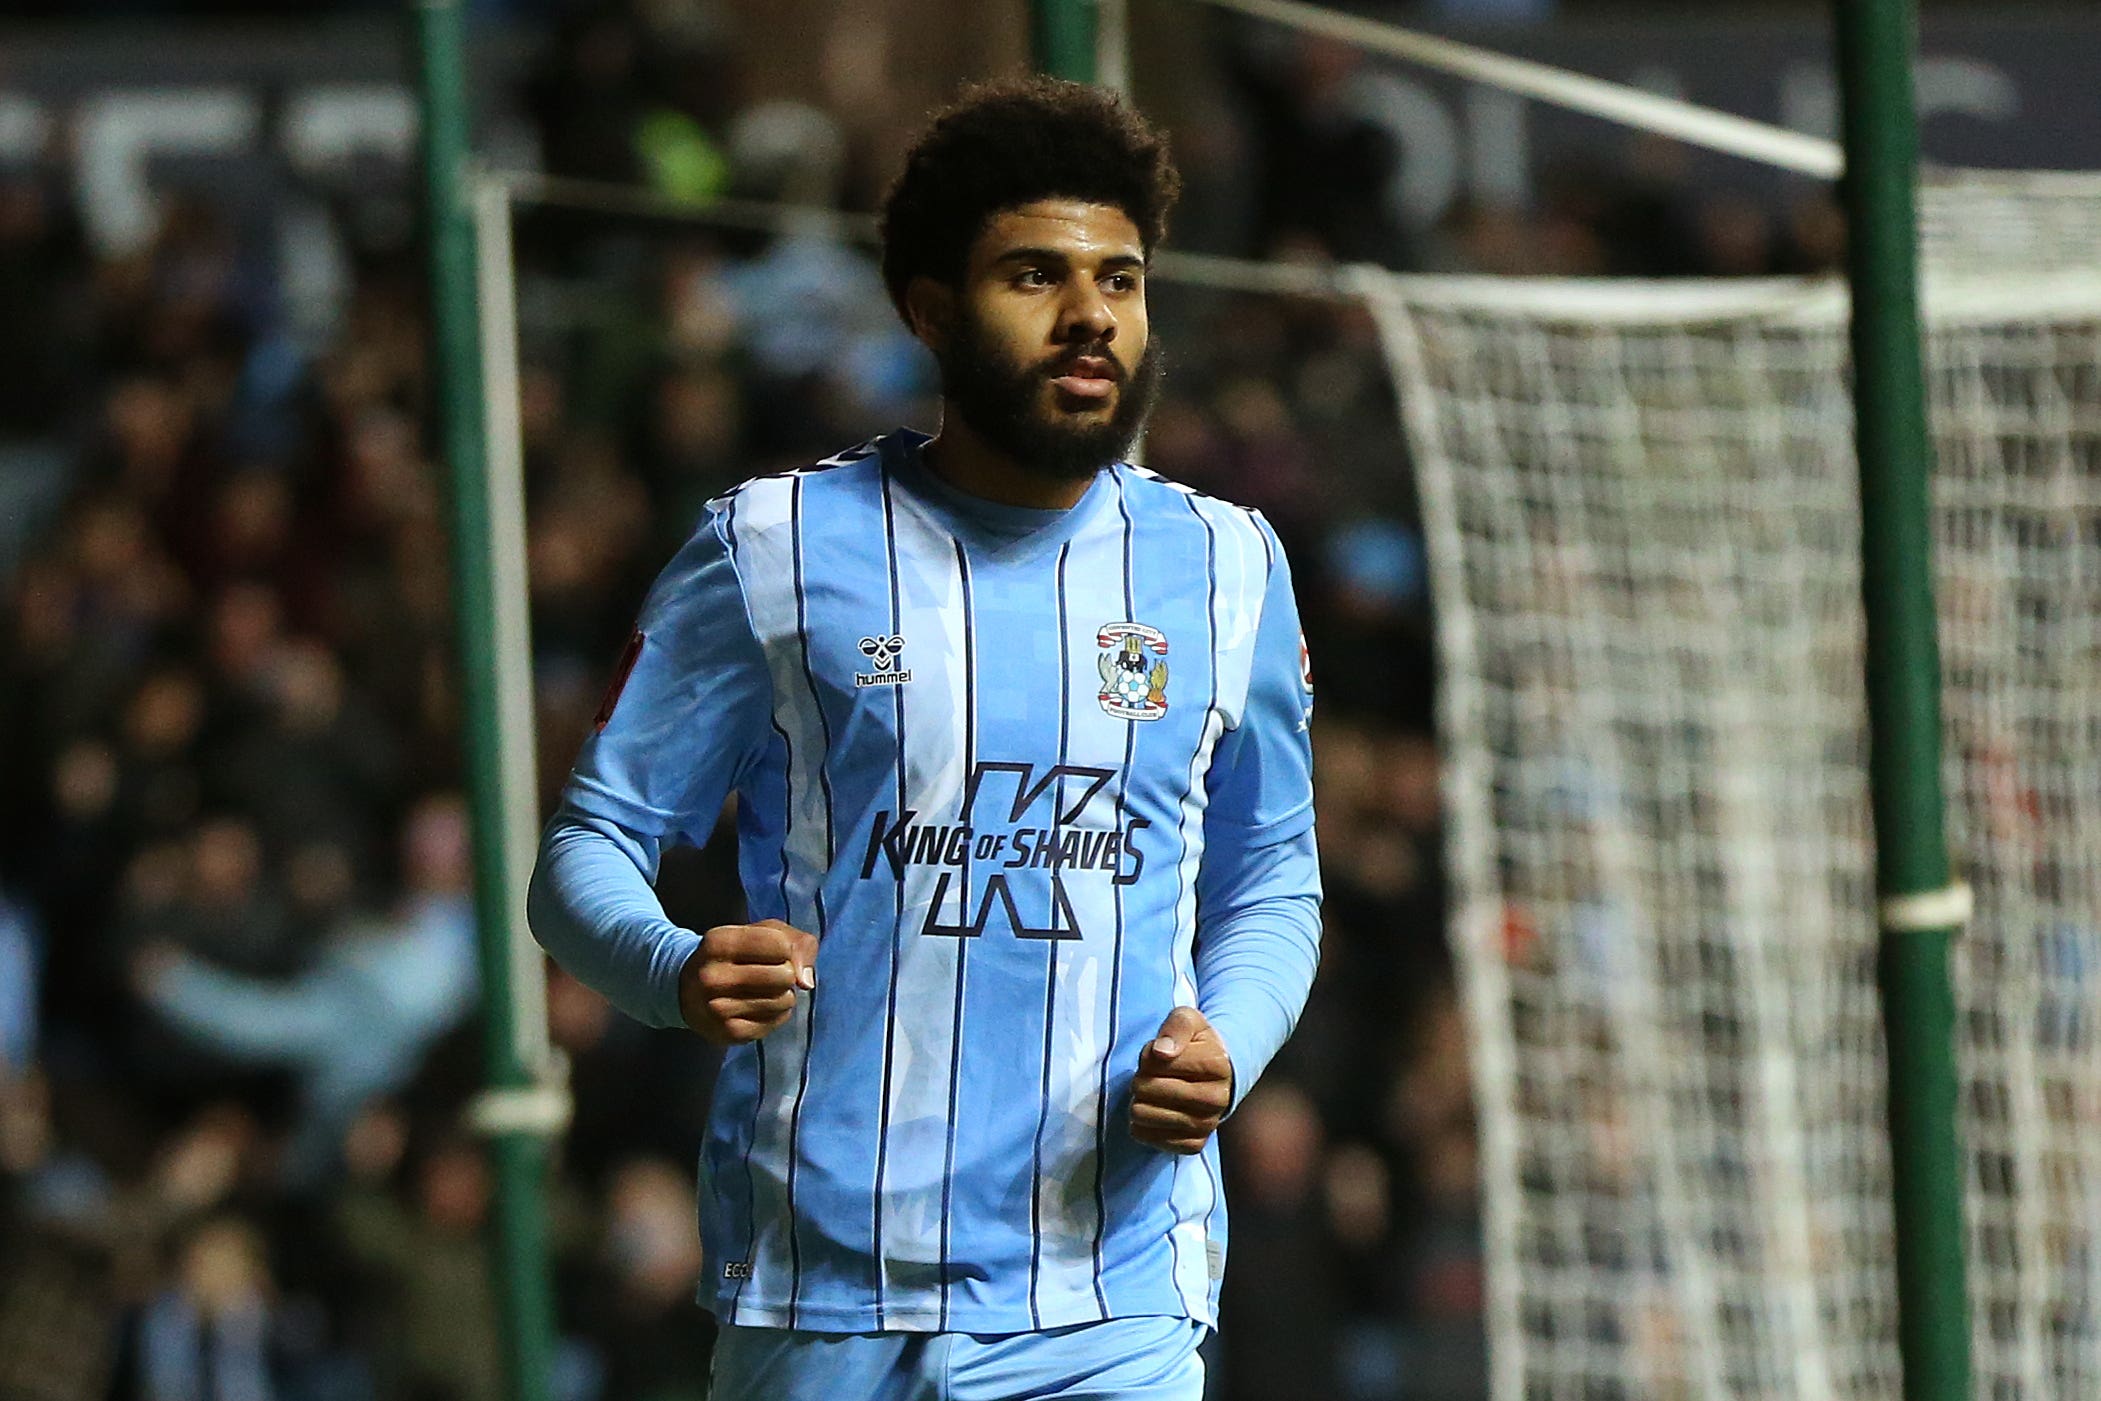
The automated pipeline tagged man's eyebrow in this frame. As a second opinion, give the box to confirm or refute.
[991,246,1069,268]
[992,246,1148,271]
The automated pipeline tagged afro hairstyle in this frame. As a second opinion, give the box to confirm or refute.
[878,76,1181,327]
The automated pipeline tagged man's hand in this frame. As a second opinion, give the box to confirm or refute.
[1130,1006,1235,1154]
[677,918,819,1046]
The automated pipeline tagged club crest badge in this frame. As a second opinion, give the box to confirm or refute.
[1096,622,1169,721]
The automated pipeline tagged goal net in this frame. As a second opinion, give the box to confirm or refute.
[1355,177,2101,1401]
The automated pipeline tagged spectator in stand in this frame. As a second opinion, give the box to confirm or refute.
[129,1216,281,1401]
[575,1157,714,1401]
[334,1117,505,1401]
[1219,1082,1343,1398]
[1228,33,1413,268]
[0,169,84,579]
[0,1097,261,1401]
[131,797,479,1186]
[205,637,404,872]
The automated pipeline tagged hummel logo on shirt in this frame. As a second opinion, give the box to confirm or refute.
[856,633,911,688]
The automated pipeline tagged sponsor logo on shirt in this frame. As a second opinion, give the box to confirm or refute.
[1097,621,1170,720]
[859,761,1150,940]
[855,633,911,688]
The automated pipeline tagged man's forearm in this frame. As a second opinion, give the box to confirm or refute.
[527,807,700,1030]
[1194,892,1321,1115]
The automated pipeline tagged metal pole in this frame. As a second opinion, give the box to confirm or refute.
[1096,0,1131,96]
[1032,0,1100,81]
[412,8,559,1401]
[1834,2,1972,1399]
[470,173,556,1085]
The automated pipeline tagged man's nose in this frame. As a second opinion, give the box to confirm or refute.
[1056,280,1117,344]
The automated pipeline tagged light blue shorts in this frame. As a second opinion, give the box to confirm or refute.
[708,1314,1207,1401]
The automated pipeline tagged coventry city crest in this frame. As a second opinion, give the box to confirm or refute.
[1096,622,1170,721]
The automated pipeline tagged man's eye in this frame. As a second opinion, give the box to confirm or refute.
[1015,269,1054,288]
[1104,273,1138,292]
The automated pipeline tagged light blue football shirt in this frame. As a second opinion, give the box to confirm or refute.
[531,429,1320,1334]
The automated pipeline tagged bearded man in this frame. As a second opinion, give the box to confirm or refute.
[530,76,1322,1401]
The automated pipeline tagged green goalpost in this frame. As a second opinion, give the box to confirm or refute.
[1835,2,1971,1396]
[412,5,563,1401]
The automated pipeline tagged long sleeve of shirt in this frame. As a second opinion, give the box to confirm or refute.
[526,506,775,1030]
[1193,517,1323,1113]
[528,808,698,1031]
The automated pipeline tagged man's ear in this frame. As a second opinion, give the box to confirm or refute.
[902,275,956,353]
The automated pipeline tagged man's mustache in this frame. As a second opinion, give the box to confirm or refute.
[1037,346,1127,382]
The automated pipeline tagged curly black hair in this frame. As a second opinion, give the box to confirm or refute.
[878,76,1182,326]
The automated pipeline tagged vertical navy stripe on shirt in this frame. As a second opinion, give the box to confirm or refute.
[1184,494,1227,1290]
[739,1043,766,1306]
[1201,510,1226,1268]
[939,538,976,1329]
[869,463,906,1328]
[1027,541,1076,1328]
[783,475,827,1324]
[1089,478,1137,1316]
[784,465,854,1323]
[789,473,841,895]
[721,493,772,1309]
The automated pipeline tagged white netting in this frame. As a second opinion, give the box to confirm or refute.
[1356,229,2101,1397]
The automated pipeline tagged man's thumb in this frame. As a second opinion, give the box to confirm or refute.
[1150,1005,1205,1059]
[790,929,820,990]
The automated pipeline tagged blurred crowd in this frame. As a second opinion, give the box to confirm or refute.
[0,4,1849,1400]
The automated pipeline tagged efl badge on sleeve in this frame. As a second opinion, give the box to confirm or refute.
[1097,622,1169,721]
[593,630,645,733]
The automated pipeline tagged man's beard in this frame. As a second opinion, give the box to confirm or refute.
[937,310,1162,482]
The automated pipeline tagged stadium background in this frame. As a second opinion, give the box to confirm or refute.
[0,2,2089,1399]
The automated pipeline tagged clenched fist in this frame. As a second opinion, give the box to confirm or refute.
[678,918,820,1046]
[1130,1006,1235,1154]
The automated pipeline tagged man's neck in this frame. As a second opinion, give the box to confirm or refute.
[921,408,1097,511]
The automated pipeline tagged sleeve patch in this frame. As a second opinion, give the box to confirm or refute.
[593,630,646,733]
